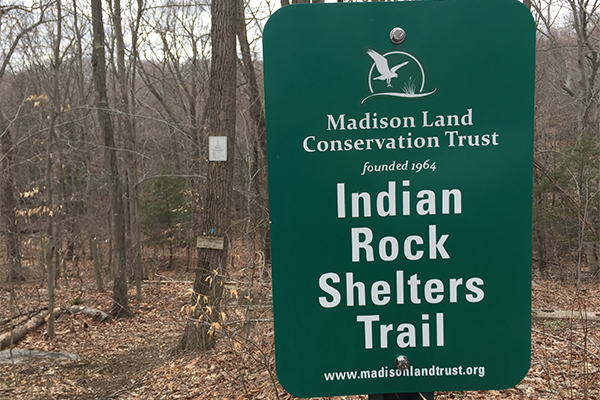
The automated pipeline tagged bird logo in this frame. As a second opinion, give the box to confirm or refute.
[362,48,436,104]
[366,49,409,88]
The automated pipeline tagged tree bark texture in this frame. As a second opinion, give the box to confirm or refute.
[91,0,132,318]
[69,0,104,292]
[111,0,143,300]
[178,0,237,352]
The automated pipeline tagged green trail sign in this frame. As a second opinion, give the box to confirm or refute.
[262,0,535,397]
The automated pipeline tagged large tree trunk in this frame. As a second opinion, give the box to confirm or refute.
[91,0,132,318]
[177,0,237,352]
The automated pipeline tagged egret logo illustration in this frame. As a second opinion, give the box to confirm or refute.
[362,48,436,103]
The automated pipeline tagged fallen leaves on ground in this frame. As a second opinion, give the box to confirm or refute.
[0,265,599,400]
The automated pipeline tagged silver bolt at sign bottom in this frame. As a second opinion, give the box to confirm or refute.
[390,27,406,44]
[395,355,410,370]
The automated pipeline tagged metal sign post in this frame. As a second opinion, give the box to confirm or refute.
[263,0,535,397]
[369,393,433,400]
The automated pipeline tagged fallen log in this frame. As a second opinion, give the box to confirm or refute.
[0,306,110,350]
[0,309,48,350]
[142,280,193,285]
[532,308,600,322]
[0,308,46,330]
[65,305,109,322]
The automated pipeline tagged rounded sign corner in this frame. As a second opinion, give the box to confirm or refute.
[495,359,532,392]
[274,368,312,399]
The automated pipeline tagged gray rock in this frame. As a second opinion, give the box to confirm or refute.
[0,349,80,364]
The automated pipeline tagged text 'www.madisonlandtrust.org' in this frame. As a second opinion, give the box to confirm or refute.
[324,364,486,382]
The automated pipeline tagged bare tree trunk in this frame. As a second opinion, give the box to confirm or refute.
[235,0,271,274]
[130,0,144,299]
[533,170,549,279]
[111,0,143,301]
[70,0,103,292]
[177,0,237,352]
[187,26,202,278]
[45,0,63,337]
[91,0,132,318]
[569,0,600,282]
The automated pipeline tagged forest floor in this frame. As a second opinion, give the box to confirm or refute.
[0,261,599,400]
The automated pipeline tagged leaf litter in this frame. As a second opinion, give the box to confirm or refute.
[0,263,598,400]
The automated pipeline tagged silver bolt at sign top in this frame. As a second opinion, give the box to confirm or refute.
[395,355,410,370]
[390,27,406,45]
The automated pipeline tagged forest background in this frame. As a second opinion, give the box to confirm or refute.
[0,0,600,399]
